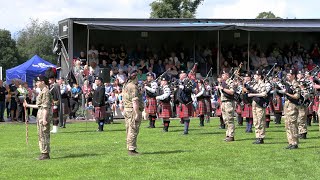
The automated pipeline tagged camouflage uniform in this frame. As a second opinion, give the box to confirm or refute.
[122,79,144,151]
[36,86,52,154]
[284,80,300,147]
[220,80,235,141]
[252,81,267,140]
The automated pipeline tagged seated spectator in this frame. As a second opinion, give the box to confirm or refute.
[88,45,99,64]
[137,69,146,81]
[138,59,148,74]
[146,67,156,79]
[99,59,109,69]
[118,59,128,73]
[250,51,260,70]
[109,47,118,63]
[311,43,320,63]
[89,62,100,77]
[105,83,114,96]
[259,52,269,69]
[78,51,87,66]
[307,59,317,71]
[110,60,119,75]
[284,51,293,66]
[128,60,138,72]
[99,45,108,65]
[116,69,127,85]
[118,45,127,63]
[154,59,165,77]
[267,53,277,68]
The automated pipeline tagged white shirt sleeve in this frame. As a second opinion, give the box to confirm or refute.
[156,86,171,100]
[145,81,158,93]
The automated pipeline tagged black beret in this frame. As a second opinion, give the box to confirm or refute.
[34,75,47,82]
[95,76,103,81]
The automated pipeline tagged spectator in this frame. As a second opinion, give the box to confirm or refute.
[105,83,114,96]
[128,60,138,72]
[118,59,128,73]
[137,69,146,81]
[116,69,127,85]
[108,91,118,116]
[99,45,108,65]
[99,59,109,69]
[110,60,119,75]
[109,47,117,63]
[88,45,99,65]
[307,59,317,71]
[311,43,320,63]
[118,45,127,63]
[78,51,87,66]
[154,59,165,77]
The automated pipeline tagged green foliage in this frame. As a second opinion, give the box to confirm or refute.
[16,19,58,64]
[150,0,204,18]
[0,118,319,179]
[256,11,282,19]
[0,29,19,78]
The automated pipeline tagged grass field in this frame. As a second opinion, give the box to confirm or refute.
[0,118,319,180]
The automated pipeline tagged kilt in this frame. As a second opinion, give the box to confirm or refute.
[313,96,319,112]
[52,106,59,118]
[265,104,272,115]
[61,98,70,115]
[145,97,157,114]
[158,102,172,119]
[271,96,283,113]
[197,99,206,116]
[177,103,193,118]
[235,104,242,115]
[94,106,106,119]
[242,104,253,118]
[204,98,212,114]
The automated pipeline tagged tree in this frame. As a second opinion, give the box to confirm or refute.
[150,0,204,18]
[256,11,281,19]
[0,29,19,78]
[16,19,58,64]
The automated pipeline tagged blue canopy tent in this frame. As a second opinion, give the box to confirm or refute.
[6,55,56,88]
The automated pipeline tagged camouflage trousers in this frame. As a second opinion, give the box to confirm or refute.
[221,101,235,137]
[252,101,266,139]
[37,109,51,153]
[284,101,299,145]
[124,108,142,151]
[297,106,307,134]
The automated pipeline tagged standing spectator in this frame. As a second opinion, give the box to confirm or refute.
[69,83,81,119]
[0,80,6,122]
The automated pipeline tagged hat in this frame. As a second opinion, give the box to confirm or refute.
[287,69,297,75]
[129,70,138,77]
[95,76,103,81]
[59,77,65,80]
[254,70,262,76]
[160,75,170,81]
[297,70,304,74]
[34,75,46,82]
[45,67,57,79]
[179,70,187,74]
[146,72,154,77]
[196,79,203,83]
[244,71,251,77]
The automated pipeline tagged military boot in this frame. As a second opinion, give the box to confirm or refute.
[253,138,264,144]
[266,121,270,128]
[219,124,226,129]
[128,150,139,156]
[38,153,50,160]
[300,133,307,139]
[285,144,298,149]
[225,136,234,142]
[199,119,204,127]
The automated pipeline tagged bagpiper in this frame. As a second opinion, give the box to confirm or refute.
[144,72,158,128]
[156,75,172,132]
[194,79,207,126]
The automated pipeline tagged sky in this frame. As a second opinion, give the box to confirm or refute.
[1,0,319,36]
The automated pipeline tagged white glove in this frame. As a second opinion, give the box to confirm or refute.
[53,105,58,109]
[270,90,275,94]
[179,85,184,89]
[156,96,160,100]
[277,89,286,94]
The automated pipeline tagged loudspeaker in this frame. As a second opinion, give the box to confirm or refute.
[99,68,110,83]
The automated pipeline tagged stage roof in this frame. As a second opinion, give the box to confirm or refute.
[63,18,320,32]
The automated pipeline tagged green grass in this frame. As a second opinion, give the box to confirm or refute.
[0,118,319,180]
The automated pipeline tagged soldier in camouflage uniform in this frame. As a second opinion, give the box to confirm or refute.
[217,70,236,142]
[247,70,267,144]
[277,69,300,149]
[122,70,144,156]
[24,75,52,160]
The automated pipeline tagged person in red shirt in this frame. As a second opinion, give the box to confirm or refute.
[307,59,317,71]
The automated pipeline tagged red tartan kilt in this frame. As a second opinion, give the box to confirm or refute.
[215,99,222,117]
[177,103,193,118]
[242,104,253,118]
[271,97,283,112]
[145,97,157,114]
[197,100,206,115]
[236,104,242,114]
[158,102,172,118]
[205,98,212,113]
[94,106,106,119]
[265,106,271,115]
[313,97,319,111]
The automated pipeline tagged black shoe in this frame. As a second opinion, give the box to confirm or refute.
[219,124,226,129]
[37,153,50,160]
[225,136,234,142]
[285,144,298,149]
[128,150,139,156]
[299,133,307,139]
[183,131,188,135]
[253,138,264,144]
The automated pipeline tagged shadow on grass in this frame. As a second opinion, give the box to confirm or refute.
[142,150,190,155]
[168,129,202,133]
[302,145,320,149]
[198,132,225,135]
[60,130,101,134]
[53,153,101,159]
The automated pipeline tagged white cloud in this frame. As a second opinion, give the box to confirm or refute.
[0,0,319,34]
